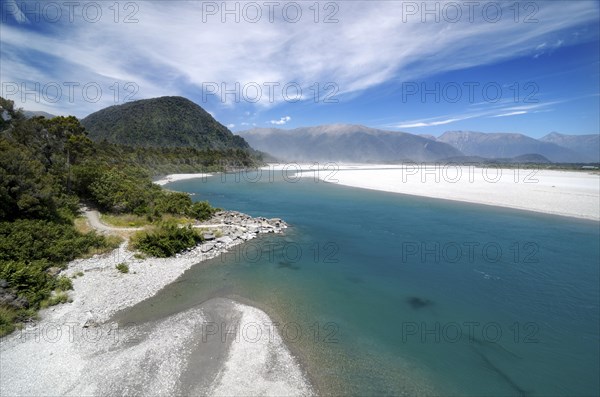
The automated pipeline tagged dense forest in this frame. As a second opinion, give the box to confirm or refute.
[81,96,252,150]
[0,97,261,336]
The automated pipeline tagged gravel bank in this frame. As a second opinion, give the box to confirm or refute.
[0,211,313,396]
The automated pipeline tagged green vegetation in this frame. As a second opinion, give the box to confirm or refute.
[131,222,203,258]
[0,96,237,335]
[81,96,252,151]
[100,214,150,228]
[116,263,129,273]
[40,291,70,308]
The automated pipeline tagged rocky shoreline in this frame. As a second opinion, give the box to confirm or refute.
[0,210,313,396]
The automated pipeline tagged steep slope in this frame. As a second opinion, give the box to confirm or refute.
[81,96,250,150]
[540,132,599,162]
[239,124,462,162]
[437,131,582,162]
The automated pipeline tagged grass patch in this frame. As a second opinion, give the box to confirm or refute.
[100,213,150,228]
[80,235,123,258]
[74,216,93,234]
[100,213,195,228]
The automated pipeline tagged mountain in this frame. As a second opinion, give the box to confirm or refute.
[81,96,250,150]
[238,124,462,162]
[23,110,56,119]
[436,131,583,163]
[540,132,600,162]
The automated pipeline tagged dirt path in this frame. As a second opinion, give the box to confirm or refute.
[82,209,248,234]
[82,209,144,232]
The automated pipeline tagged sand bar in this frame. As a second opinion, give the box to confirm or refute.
[294,164,600,221]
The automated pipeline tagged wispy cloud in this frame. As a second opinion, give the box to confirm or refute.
[1,1,598,116]
[388,101,562,129]
[491,111,528,118]
[3,0,29,23]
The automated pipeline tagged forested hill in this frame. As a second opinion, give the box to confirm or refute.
[81,96,250,150]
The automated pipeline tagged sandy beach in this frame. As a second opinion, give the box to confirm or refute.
[0,212,312,396]
[295,164,600,221]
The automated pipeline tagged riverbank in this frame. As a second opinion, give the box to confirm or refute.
[154,173,212,186]
[0,211,313,396]
[295,164,600,221]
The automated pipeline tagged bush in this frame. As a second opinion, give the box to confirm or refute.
[188,201,218,221]
[0,306,17,337]
[0,219,112,264]
[0,260,53,306]
[156,192,192,215]
[55,276,73,291]
[131,222,203,258]
[116,263,129,273]
[40,291,69,308]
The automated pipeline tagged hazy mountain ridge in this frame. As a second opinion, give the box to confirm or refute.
[239,124,462,162]
[436,130,592,163]
[240,125,598,163]
[540,132,600,162]
[81,96,251,150]
[23,110,57,119]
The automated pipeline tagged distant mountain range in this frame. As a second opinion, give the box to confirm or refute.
[81,96,251,150]
[240,125,598,163]
[23,110,56,119]
[435,131,588,163]
[540,132,600,162]
[239,124,462,162]
[64,95,598,163]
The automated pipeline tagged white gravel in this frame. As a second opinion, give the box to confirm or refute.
[0,220,312,396]
[297,165,600,221]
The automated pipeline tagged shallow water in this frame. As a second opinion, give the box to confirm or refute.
[117,172,600,396]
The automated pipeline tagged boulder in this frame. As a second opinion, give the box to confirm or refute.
[47,267,62,277]
[216,236,234,245]
[82,319,99,328]
[201,243,215,253]
[203,233,216,241]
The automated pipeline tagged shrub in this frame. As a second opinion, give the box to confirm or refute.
[0,306,17,337]
[40,291,69,308]
[0,219,112,264]
[131,222,202,258]
[116,263,129,273]
[55,276,73,291]
[188,201,218,221]
[0,260,53,306]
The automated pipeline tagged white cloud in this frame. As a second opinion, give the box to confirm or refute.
[227,123,235,128]
[1,1,598,116]
[270,116,291,125]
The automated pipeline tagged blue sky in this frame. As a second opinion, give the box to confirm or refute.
[1,0,598,137]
